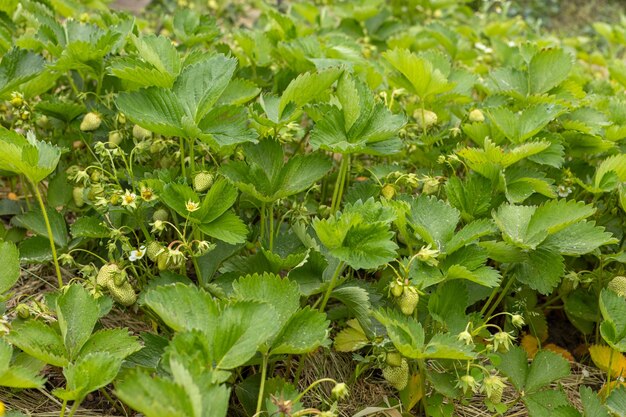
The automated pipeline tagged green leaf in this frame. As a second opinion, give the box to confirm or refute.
[496,346,528,390]
[492,204,536,248]
[210,301,279,369]
[6,320,68,366]
[487,104,564,144]
[313,199,398,269]
[79,328,142,360]
[511,248,565,295]
[12,207,68,248]
[524,390,572,417]
[606,386,626,417]
[594,154,626,190]
[525,350,571,393]
[232,273,300,328]
[383,48,453,101]
[198,211,248,244]
[115,368,230,417]
[56,284,100,361]
[408,195,460,250]
[420,333,475,360]
[70,216,109,239]
[0,129,61,184]
[0,48,45,98]
[270,307,329,355]
[175,54,236,123]
[0,339,45,388]
[427,280,468,332]
[279,67,342,117]
[374,309,424,359]
[54,352,122,402]
[116,88,187,137]
[599,289,626,345]
[579,386,610,417]
[528,48,573,94]
[526,199,595,239]
[0,240,20,294]
[542,221,617,255]
[143,283,219,334]
[444,219,497,255]
[220,139,331,203]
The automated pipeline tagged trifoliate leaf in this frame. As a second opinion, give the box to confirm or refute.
[56,284,100,361]
[313,198,397,269]
[6,320,68,367]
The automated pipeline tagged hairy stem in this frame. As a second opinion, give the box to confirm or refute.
[32,182,63,288]
[255,354,269,415]
[319,261,345,312]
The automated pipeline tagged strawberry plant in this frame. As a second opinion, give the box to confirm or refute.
[0,0,626,416]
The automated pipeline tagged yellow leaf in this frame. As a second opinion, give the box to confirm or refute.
[521,334,539,359]
[334,319,368,352]
[400,372,423,411]
[543,343,574,362]
[589,345,626,378]
[599,380,626,399]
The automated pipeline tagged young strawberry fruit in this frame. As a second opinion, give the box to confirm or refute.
[193,171,214,192]
[468,108,485,122]
[381,184,396,200]
[132,124,152,140]
[152,208,169,222]
[96,263,123,287]
[399,286,419,315]
[608,276,626,297]
[146,241,164,262]
[157,252,169,271]
[414,109,438,129]
[107,280,137,306]
[382,358,409,390]
[482,375,506,404]
[389,279,404,297]
[386,351,403,367]
[72,187,85,208]
[80,112,102,131]
[108,131,122,146]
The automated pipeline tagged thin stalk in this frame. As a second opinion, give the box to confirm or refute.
[479,286,500,317]
[59,399,68,417]
[67,401,81,417]
[269,203,275,252]
[179,137,187,178]
[255,354,269,415]
[32,182,63,288]
[259,203,266,246]
[417,359,429,417]
[293,354,307,383]
[485,276,517,319]
[188,138,196,174]
[330,154,349,213]
[335,154,350,212]
[319,261,345,312]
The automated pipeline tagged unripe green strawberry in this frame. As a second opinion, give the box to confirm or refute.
[15,303,30,319]
[80,112,102,131]
[157,252,169,271]
[382,358,409,390]
[483,375,506,404]
[106,280,136,306]
[96,264,123,287]
[414,109,438,129]
[90,170,101,182]
[422,177,439,195]
[73,187,85,207]
[132,124,152,140]
[399,286,419,315]
[608,276,626,298]
[108,131,122,146]
[193,171,214,192]
[381,184,396,200]
[468,108,485,123]
[152,208,169,222]
[146,241,164,262]
[386,351,403,367]
[390,279,404,298]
